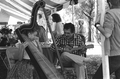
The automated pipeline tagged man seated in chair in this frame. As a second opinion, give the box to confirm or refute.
[51,23,88,79]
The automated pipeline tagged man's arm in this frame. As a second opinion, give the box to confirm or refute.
[95,13,114,38]
[73,34,86,54]
[71,44,94,52]
[50,36,65,52]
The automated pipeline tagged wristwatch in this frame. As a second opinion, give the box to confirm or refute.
[95,23,100,28]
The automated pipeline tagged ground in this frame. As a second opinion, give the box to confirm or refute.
[86,41,102,56]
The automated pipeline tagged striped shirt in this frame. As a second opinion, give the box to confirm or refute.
[51,33,86,55]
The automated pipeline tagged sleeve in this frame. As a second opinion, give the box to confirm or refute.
[77,34,86,52]
[50,36,64,52]
[103,12,114,36]
[50,37,60,51]
[56,23,64,35]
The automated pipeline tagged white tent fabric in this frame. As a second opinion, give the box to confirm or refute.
[0,9,10,22]
[0,0,86,22]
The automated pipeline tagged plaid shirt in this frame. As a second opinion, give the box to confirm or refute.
[51,33,86,56]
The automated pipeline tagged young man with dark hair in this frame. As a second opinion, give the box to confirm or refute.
[51,23,88,79]
[93,0,120,79]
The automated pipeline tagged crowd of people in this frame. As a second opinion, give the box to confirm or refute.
[0,0,120,79]
[0,27,18,47]
[0,12,88,79]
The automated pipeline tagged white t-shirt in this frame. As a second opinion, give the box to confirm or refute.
[54,22,64,36]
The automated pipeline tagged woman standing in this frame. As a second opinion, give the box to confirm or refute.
[51,13,64,37]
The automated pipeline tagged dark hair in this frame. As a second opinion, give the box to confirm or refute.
[64,23,75,33]
[107,0,120,7]
[0,27,12,35]
[22,27,37,36]
[52,13,61,23]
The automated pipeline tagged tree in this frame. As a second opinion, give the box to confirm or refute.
[80,0,95,42]
[63,0,95,42]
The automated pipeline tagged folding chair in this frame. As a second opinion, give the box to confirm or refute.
[0,47,10,70]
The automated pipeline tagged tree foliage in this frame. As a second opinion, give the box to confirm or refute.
[65,0,95,21]
[76,0,95,41]
[74,0,95,21]
[64,0,95,41]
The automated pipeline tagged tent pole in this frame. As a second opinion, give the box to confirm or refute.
[71,0,75,25]
[100,0,110,79]
[72,4,75,25]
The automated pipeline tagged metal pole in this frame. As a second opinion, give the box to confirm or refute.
[71,0,75,25]
[42,6,64,73]
[72,4,75,25]
[100,0,110,79]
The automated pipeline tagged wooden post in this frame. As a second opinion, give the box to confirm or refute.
[72,2,75,25]
[94,0,97,22]
[100,0,110,79]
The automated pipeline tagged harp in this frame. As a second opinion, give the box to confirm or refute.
[15,0,64,79]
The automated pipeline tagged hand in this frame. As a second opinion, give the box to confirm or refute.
[64,48,72,53]
[81,45,87,51]
[66,45,72,49]
[71,45,86,52]
[22,42,29,48]
[64,46,72,53]
[34,36,39,41]
[82,45,86,49]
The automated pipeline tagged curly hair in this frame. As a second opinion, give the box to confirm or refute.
[51,13,62,23]
[64,23,75,33]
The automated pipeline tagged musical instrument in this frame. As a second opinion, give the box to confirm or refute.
[71,44,94,52]
[15,0,64,79]
[0,47,8,50]
[43,5,64,73]
[56,44,94,55]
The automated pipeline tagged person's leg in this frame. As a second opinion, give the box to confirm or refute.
[115,67,120,79]
[92,64,103,79]
[60,52,73,66]
[110,56,120,79]
[74,64,85,79]
[61,52,85,65]
[61,52,86,79]
[93,55,120,79]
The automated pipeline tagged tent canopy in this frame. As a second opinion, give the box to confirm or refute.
[0,0,85,22]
